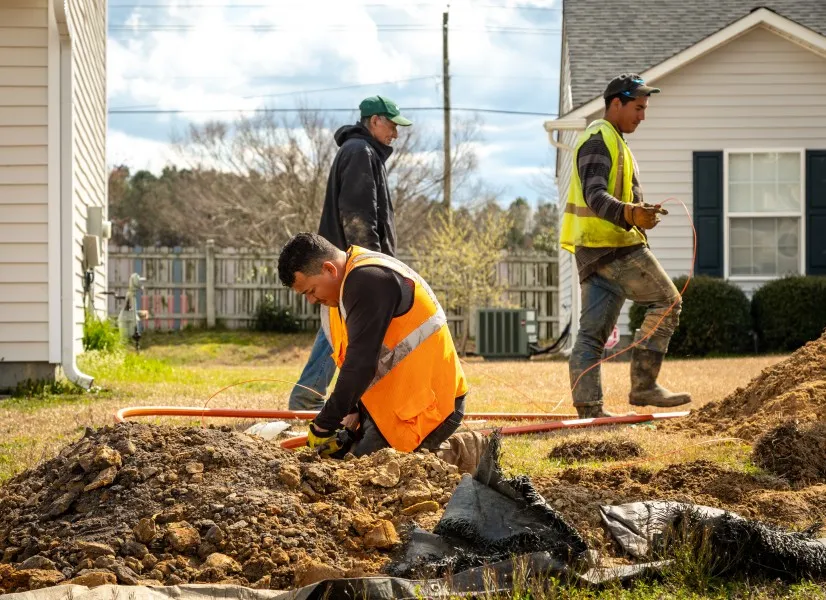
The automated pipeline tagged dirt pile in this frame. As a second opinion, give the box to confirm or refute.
[548,439,643,462]
[671,331,826,440]
[753,420,826,487]
[0,422,462,594]
[533,460,811,547]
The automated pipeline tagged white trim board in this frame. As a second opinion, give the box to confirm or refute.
[548,8,826,127]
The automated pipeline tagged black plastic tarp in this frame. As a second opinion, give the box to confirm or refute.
[600,501,826,581]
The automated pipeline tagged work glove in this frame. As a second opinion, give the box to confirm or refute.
[624,203,665,230]
[307,423,355,458]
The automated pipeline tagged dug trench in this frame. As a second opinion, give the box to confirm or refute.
[2,331,826,593]
[536,330,826,552]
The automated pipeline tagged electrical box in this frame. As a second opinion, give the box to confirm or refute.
[476,308,539,359]
[86,206,112,239]
[83,234,101,268]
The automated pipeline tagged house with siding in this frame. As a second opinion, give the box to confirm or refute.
[0,0,108,390]
[545,1,826,347]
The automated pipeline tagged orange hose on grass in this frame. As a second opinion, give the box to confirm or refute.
[114,405,579,425]
[277,410,690,450]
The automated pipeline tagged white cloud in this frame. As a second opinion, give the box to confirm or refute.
[107,0,562,201]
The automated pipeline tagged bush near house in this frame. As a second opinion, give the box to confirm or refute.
[751,275,826,353]
[629,276,753,357]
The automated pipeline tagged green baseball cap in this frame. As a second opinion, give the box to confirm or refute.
[359,95,412,126]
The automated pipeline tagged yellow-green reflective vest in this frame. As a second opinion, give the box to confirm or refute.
[559,119,646,254]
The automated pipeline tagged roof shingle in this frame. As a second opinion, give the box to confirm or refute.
[564,0,826,111]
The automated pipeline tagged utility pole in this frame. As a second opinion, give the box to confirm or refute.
[442,5,451,210]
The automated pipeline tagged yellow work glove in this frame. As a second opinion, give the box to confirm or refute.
[307,423,348,457]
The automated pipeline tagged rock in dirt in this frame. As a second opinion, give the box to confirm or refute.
[0,422,462,592]
[67,570,117,587]
[363,520,400,549]
[752,420,826,487]
[548,439,643,462]
[18,556,56,571]
[293,558,344,587]
[671,331,826,441]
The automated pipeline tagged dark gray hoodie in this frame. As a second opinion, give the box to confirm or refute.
[317,123,396,256]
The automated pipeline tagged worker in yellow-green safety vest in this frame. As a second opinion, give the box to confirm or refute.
[560,73,692,419]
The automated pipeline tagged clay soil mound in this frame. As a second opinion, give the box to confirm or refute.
[753,420,826,488]
[670,331,826,441]
[534,460,795,547]
[0,422,462,594]
[548,439,643,462]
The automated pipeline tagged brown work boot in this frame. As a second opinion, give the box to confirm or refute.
[629,347,692,408]
[575,404,622,419]
[436,431,490,475]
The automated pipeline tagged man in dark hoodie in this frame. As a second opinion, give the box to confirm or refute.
[287,95,412,410]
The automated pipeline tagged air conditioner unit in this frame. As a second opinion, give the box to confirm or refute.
[476,308,538,359]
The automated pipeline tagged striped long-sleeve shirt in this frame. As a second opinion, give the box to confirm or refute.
[574,131,645,282]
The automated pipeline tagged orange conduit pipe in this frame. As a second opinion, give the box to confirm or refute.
[279,410,689,449]
[112,406,687,450]
[114,406,579,424]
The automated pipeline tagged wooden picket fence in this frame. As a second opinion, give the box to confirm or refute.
[107,242,560,340]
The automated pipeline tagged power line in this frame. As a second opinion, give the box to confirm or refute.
[108,25,560,34]
[117,73,558,81]
[108,2,560,9]
[108,106,558,116]
[111,76,439,110]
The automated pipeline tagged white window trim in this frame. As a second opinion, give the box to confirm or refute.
[723,148,806,281]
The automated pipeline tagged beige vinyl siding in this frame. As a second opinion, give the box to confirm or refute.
[0,0,49,362]
[67,0,107,352]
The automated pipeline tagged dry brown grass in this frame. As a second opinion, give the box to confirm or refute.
[0,330,786,483]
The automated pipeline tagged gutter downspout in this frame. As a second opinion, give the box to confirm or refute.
[542,117,586,356]
[56,0,93,389]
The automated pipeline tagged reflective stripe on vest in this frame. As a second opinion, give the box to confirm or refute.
[559,119,646,254]
[323,249,448,392]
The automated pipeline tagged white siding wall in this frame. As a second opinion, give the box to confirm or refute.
[67,0,107,353]
[560,26,826,339]
[0,0,50,362]
[555,32,578,343]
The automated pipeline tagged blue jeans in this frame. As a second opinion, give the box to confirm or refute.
[288,329,337,410]
[570,247,681,407]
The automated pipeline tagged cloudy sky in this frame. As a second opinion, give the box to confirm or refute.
[107,0,562,206]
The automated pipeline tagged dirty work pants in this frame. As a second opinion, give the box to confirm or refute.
[570,246,681,407]
[350,395,467,457]
[287,329,337,411]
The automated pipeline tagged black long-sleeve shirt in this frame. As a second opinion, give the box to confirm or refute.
[312,265,413,431]
[574,131,644,282]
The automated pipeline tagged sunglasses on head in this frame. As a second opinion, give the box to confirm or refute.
[620,77,646,97]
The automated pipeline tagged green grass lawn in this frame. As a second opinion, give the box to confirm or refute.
[0,329,819,598]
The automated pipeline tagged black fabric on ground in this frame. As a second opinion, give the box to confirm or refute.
[601,501,826,581]
[389,432,588,578]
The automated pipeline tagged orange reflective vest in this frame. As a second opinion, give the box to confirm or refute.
[321,246,469,452]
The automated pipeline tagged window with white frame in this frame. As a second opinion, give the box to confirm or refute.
[727,151,804,277]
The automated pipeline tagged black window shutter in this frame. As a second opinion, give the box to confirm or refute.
[806,150,826,275]
[693,151,724,277]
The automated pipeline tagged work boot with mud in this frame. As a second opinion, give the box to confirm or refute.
[436,431,490,476]
[575,404,621,419]
[629,347,692,408]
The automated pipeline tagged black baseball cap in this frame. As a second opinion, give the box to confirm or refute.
[603,73,661,99]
